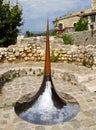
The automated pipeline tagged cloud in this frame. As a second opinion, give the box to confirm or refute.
[19,0,91,18]
[11,0,91,32]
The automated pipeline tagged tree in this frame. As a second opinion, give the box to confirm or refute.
[0,0,23,47]
[74,18,88,31]
[25,31,35,37]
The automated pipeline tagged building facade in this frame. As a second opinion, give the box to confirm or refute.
[53,0,96,34]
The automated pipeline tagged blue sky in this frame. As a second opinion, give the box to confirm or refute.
[11,0,91,33]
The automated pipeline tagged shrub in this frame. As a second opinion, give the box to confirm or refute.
[74,18,88,31]
[51,50,60,62]
[59,34,74,45]
[82,55,94,68]
[50,30,57,36]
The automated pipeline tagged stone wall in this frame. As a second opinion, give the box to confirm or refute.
[0,36,96,68]
[92,0,96,9]
[68,30,96,45]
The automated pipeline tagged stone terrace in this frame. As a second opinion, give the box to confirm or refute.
[0,62,96,130]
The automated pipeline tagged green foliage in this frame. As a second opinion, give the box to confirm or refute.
[74,18,88,31]
[25,31,35,37]
[82,55,94,68]
[5,76,12,82]
[50,30,57,36]
[29,68,32,72]
[33,71,35,75]
[0,0,23,47]
[51,50,60,62]
[59,34,74,45]
[0,102,16,109]
[12,102,16,107]
[37,71,44,76]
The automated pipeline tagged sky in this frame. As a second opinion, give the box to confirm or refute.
[11,0,91,34]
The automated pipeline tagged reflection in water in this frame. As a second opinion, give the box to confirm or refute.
[15,81,80,125]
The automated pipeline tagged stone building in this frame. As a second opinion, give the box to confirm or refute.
[53,0,96,34]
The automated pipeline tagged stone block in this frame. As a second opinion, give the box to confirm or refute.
[24,57,29,61]
[15,52,20,57]
[81,79,96,92]
[27,53,32,57]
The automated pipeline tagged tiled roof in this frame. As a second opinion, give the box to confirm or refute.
[57,8,96,20]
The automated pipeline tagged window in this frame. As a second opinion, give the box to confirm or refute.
[90,15,95,22]
[58,23,63,30]
[73,23,77,27]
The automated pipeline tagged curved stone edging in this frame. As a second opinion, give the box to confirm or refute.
[0,67,78,93]
[0,63,96,130]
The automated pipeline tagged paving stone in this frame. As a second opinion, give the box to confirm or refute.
[81,119,96,127]
[15,122,28,130]
[62,125,74,130]
[92,109,96,118]
[70,119,81,129]
[0,62,96,130]
[83,111,93,117]
[80,128,91,130]
[0,120,7,125]
[87,99,93,102]
[3,113,10,119]
[3,125,14,130]
[81,79,96,92]
[13,117,22,123]
[35,126,45,130]
[51,126,61,130]
[93,127,96,130]
[19,128,32,130]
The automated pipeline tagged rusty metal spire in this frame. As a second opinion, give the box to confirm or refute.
[44,19,51,75]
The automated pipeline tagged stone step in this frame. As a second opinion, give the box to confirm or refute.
[80,79,96,92]
[74,73,96,84]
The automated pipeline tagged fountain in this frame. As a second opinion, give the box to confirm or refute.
[14,20,80,125]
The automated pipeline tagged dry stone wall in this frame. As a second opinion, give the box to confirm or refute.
[68,30,96,45]
[0,36,96,68]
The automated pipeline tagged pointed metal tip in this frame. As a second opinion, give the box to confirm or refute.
[47,18,48,20]
[47,18,49,28]
[16,0,18,5]
[46,18,49,37]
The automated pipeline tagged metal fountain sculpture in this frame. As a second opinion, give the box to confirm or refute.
[14,20,80,125]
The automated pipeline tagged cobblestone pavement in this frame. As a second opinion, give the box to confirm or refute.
[0,62,96,130]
